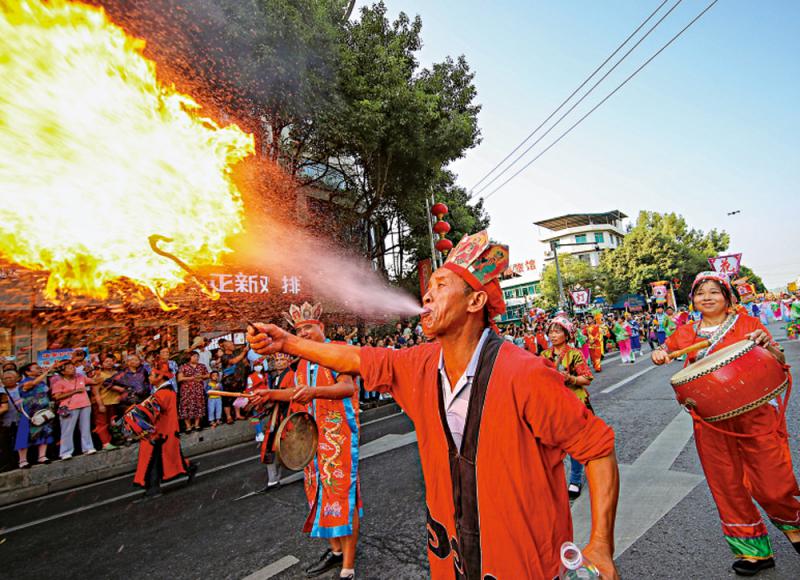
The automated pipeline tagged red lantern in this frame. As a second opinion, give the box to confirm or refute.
[431,202,449,218]
[435,238,453,253]
[433,220,451,235]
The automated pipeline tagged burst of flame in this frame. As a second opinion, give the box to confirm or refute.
[0,0,254,302]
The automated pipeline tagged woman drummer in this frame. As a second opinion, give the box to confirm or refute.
[652,271,800,576]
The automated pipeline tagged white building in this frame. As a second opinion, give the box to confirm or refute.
[535,210,627,268]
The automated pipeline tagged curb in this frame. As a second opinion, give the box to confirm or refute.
[0,400,399,508]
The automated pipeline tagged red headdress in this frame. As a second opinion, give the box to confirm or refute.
[690,271,737,303]
[441,230,509,328]
[283,302,323,328]
[547,315,574,340]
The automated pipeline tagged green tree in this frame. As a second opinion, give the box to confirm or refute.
[539,254,599,309]
[599,211,730,304]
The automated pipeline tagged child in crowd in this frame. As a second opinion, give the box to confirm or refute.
[206,371,222,427]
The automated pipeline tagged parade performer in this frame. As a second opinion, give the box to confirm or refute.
[652,271,800,576]
[629,315,642,356]
[252,303,361,580]
[612,316,634,364]
[248,231,620,580]
[256,353,296,490]
[575,321,591,363]
[133,384,196,498]
[540,315,595,500]
[586,316,604,372]
[787,298,800,340]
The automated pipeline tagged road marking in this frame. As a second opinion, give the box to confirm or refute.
[242,555,299,580]
[600,365,657,394]
[233,431,418,502]
[2,428,418,532]
[571,410,704,556]
[1,410,404,512]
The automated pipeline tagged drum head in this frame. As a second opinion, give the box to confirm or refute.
[670,339,754,386]
[276,411,318,471]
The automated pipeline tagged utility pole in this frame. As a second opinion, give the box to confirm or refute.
[551,240,565,310]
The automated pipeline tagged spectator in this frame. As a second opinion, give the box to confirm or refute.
[0,369,20,471]
[206,371,222,427]
[71,349,89,377]
[191,336,212,372]
[89,355,126,451]
[219,339,248,423]
[112,355,151,404]
[150,347,177,390]
[177,351,209,432]
[16,363,54,467]
[51,362,96,460]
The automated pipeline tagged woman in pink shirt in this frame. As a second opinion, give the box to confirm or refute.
[51,362,96,460]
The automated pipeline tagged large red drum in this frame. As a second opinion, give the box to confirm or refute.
[670,339,788,422]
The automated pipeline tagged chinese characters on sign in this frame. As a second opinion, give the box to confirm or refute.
[509,260,537,275]
[708,253,742,277]
[570,289,591,306]
[209,273,302,295]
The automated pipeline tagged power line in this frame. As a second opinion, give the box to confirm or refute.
[469,0,672,194]
[474,0,684,197]
[483,0,719,201]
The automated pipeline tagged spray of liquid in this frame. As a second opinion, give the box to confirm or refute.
[235,214,424,320]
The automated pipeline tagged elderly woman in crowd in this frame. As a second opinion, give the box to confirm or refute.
[177,351,209,432]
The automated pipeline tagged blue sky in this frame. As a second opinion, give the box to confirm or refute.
[354,1,800,287]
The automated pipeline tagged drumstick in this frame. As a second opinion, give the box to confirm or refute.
[668,340,711,360]
[207,390,255,398]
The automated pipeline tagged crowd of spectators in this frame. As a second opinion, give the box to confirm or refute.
[0,321,431,472]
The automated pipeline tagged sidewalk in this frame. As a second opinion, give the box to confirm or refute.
[0,400,399,507]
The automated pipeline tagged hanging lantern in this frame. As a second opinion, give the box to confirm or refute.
[433,220,451,235]
[431,202,449,219]
[435,238,453,253]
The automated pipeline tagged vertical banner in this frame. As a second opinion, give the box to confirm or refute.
[418,258,433,299]
[708,253,742,277]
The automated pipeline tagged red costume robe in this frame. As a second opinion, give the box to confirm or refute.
[360,331,615,579]
[133,387,188,487]
[666,314,800,559]
[295,359,362,538]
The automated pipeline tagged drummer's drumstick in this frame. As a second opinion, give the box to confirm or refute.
[207,390,254,398]
[668,340,711,360]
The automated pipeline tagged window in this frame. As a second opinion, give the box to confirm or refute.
[575,234,587,243]
[504,290,513,300]
[594,232,604,243]
[578,254,591,264]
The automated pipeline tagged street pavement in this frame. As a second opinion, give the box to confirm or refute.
[2,335,800,579]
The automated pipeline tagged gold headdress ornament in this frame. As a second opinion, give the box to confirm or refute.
[282,302,323,328]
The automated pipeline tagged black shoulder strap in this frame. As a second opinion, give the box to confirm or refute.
[436,331,503,580]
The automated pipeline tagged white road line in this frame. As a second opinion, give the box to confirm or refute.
[2,424,415,533]
[600,365,657,394]
[241,555,300,580]
[1,411,405,512]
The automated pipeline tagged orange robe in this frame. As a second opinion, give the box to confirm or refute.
[360,331,615,579]
[666,314,800,559]
[133,388,188,486]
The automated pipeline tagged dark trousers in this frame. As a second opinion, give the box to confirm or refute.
[0,424,18,471]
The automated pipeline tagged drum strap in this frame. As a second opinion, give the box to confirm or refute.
[695,314,738,360]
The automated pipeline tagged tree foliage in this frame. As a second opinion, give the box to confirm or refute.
[599,211,730,303]
[539,254,599,309]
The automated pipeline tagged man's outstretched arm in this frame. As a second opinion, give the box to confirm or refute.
[582,450,620,580]
[248,324,362,375]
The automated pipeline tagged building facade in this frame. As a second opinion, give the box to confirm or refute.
[499,271,541,324]
[536,210,627,268]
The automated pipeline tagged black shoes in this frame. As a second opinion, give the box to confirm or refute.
[732,557,775,576]
[568,483,582,500]
[187,462,198,484]
[305,549,343,578]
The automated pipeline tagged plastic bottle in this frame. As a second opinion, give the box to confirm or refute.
[558,542,601,579]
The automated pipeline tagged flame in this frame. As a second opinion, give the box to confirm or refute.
[0,0,254,301]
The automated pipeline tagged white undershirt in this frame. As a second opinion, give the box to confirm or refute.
[438,328,490,450]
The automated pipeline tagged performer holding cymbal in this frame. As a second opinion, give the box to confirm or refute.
[250,303,361,580]
[248,231,620,580]
[652,271,799,577]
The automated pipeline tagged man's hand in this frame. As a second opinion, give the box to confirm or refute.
[292,385,316,405]
[97,403,106,414]
[247,324,290,356]
[249,388,274,407]
[746,329,771,348]
[582,540,619,579]
[651,349,670,365]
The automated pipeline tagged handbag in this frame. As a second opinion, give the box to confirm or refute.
[3,384,56,426]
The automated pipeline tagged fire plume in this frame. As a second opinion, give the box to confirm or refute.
[0,0,254,302]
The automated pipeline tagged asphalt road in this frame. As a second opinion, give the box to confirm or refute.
[3,334,800,580]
